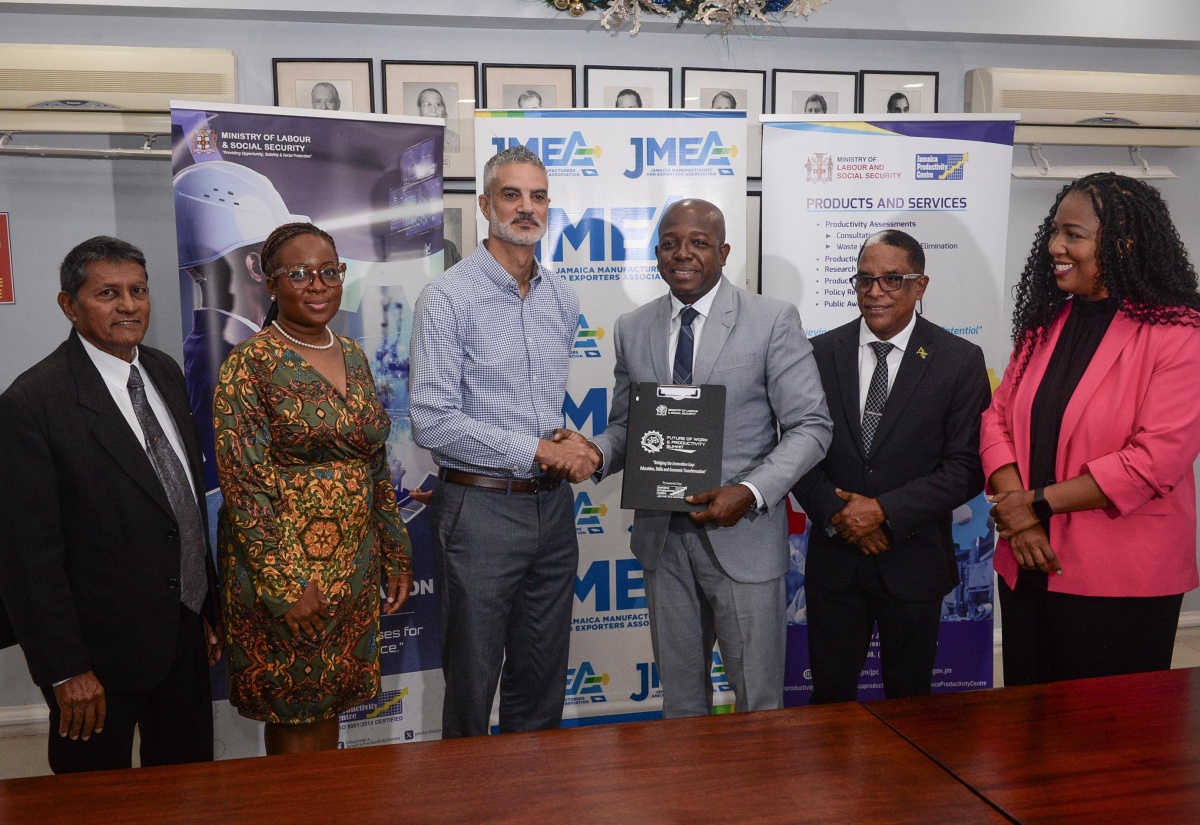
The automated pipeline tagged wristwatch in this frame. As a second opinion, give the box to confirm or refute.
[1031,487,1055,522]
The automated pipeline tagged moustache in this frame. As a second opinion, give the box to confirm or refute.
[510,212,543,228]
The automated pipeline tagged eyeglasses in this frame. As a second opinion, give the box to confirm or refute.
[272,262,347,289]
[847,274,923,293]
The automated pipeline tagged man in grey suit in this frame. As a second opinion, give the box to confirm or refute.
[584,199,832,717]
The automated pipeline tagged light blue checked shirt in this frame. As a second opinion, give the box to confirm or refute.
[410,241,580,478]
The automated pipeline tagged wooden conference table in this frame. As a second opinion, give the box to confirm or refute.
[2,668,1197,823]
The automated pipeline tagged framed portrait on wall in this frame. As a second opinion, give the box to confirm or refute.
[681,67,766,178]
[746,192,762,294]
[482,64,576,109]
[443,190,479,268]
[583,65,672,109]
[383,61,478,180]
[772,70,859,115]
[273,58,374,114]
[858,71,939,114]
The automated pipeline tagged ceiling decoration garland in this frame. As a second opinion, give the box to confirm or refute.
[544,0,832,34]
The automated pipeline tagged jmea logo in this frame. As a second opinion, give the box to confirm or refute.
[574,492,607,535]
[491,133,600,176]
[572,314,605,359]
[624,132,737,179]
[566,662,610,704]
[711,652,733,694]
[630,661,662,702]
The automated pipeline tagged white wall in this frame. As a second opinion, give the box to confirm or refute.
[2,2,1200,706]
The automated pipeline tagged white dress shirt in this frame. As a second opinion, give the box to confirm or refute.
[79,336,200,503]
[667,280,764,510]
[857,312,918,418]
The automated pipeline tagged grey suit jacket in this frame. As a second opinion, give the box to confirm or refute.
[593,277,832,583]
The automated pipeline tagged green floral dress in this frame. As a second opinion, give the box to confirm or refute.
[214,331,412,724]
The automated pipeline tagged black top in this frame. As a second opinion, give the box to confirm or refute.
[1020,296,1119,589]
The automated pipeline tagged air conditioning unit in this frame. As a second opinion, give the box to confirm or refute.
[0,44,237,134]
[965,67,1200,147]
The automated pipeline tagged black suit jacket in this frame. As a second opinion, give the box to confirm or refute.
[0,330,216,690]
[792,315,990,602]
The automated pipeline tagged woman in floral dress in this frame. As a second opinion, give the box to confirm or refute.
[214,222,412,754]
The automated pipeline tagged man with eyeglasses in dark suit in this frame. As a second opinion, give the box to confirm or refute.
[792,229,990,703]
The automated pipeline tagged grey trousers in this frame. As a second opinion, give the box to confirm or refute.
[644,516,786,718]
[432,479,578,738]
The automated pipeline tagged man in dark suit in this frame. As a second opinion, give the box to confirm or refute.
[588,199,832,717]
[0,236,221,773]
[792,229,990,703]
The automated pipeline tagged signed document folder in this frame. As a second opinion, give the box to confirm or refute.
[621,383,726,512]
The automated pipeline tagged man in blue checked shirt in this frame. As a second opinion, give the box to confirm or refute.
[410,145,598,738]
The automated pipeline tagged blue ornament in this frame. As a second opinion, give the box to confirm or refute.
[765,0,789,10]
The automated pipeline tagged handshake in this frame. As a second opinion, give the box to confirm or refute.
[536,428,603,484]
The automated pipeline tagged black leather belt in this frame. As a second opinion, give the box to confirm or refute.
[438,468,562,494]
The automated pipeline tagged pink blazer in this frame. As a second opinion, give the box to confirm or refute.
[981,305,1200,597]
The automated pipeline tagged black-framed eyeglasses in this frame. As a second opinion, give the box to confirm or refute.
[847,273,923,293]
[272,262,347,289]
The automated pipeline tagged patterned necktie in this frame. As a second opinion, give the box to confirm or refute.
[861,341,895,453]
[127,365,207,614]
[672,306,699,385]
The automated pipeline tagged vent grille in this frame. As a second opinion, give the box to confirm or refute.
[0,69,234,97]
[998,90,1200,114]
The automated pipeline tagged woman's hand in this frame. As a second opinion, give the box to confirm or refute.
[1007,523,1063,576]
[383,571,412,615]
[987,489,1040,539]
[284,581,332,641]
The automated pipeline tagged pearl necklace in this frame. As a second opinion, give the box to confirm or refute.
[272,321,337,350]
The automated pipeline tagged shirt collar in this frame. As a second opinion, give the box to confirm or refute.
[670,276,724,322]
[78,333,142,385]
[477,239,547,295]
[858,311,917,353]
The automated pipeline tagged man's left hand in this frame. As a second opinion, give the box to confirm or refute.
[202,616,224,666]
[856,528,893,556]
[686,485,755,528]
[831,488,887,543]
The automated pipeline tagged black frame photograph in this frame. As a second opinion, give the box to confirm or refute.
[273,58,375,114]
[482,64,577,110]
[858,70,940,114]
[583,65,673,109]
[681,67,767,178]
[383,60,479,180]
[772,69,859,115]
[443,190,479,269]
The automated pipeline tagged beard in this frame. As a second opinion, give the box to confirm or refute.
[489,205,547,247]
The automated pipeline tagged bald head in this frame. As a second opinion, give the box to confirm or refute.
[659,198,727,245]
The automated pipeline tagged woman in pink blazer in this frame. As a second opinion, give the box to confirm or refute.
[982,173,1200,686]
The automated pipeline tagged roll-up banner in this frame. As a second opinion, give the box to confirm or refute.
[475,110,748,724]
[172,101,447,756]
[760,115,1018,705]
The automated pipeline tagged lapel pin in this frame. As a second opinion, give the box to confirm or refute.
[917,347,928,359]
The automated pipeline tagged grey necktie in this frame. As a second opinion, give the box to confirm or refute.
[127,364,207,614]
[862,341,895,453]
[673,306,699,385]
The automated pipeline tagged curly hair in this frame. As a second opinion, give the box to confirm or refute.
[1009,172,1200,379]
[258,222,338,328]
